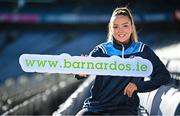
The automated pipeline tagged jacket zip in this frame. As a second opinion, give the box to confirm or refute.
[121,44,124,58]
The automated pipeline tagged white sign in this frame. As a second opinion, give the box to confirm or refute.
[19,53,153,77]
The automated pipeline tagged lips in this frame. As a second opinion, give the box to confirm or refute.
[118,34,125,38]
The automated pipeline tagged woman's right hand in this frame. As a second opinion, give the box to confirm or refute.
[77,74,88,78]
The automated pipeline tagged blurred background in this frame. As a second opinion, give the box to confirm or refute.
[0,0,180,115]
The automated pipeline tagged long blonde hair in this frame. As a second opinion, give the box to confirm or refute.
[107,7,138,42]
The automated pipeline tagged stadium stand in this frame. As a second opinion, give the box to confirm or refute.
[0,0,179,115]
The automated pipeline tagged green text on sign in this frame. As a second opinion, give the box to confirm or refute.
[19,53,153,77]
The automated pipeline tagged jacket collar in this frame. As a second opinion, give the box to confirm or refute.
[112,38,132,50]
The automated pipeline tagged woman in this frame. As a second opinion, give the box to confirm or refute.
[75,7,170,115]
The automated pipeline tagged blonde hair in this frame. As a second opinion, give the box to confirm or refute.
[107,7,138,42]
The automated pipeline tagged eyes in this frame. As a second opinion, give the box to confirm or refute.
[123,24,129,27]
[113,24,130,29]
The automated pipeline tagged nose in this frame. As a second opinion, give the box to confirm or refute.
[118,27,123,32]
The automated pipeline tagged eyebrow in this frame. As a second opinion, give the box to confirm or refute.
[113,22,130,25]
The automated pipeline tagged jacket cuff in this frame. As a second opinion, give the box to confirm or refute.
[131,78,141,92]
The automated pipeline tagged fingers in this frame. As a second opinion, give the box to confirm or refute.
[78,74,87,77]
[124,82,137,97]
[124,84,132,97]
[124,83,133,97]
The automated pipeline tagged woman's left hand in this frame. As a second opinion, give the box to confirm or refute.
[124,82,138,97]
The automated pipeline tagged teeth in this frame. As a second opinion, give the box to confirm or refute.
[119,34,125,37]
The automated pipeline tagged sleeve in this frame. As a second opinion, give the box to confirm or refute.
[131,45,171,92]
[74,46,103,80]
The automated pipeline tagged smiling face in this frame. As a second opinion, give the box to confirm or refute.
[111,15,133,44]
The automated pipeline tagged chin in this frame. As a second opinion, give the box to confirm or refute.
[117,39,126,43]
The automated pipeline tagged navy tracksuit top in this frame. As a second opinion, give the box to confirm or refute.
[75,39,170,114]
